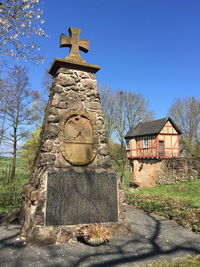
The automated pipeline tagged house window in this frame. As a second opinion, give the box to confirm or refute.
[126,139,130,150]
[143,137,150,149]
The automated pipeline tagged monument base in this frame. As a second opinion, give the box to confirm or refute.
[19,169,129,245]
[25,203,128,246]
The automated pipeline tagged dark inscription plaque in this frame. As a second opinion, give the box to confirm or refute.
[46,171,118,226]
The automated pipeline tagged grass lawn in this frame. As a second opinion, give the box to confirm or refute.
[125,180,200,233]
[130,180,200,207]
[0,157,29,212]
[0,157,29,189]
[133,255,200,267]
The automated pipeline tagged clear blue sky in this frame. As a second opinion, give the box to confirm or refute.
[25,0,200,119]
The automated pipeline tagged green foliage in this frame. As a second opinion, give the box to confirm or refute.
[125,181,200,233]
[20,127,41,173]
[0,157,29,210]
[109,142,130,186]
[0,157,12,185]
[109,140,128,185]
[0,204,20,213]
[0,157,29,190]
[109,140,123,161]
[111,159,130,187]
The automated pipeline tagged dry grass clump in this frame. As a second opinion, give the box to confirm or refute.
[79,223,112,244]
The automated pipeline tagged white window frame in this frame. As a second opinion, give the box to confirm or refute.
[143,136,150,149]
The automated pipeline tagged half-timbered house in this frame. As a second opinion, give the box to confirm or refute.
[124,117,181,187]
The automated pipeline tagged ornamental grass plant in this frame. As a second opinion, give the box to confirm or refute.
[79,223,112,245]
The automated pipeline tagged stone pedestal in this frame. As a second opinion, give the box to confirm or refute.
[20,62,128,244]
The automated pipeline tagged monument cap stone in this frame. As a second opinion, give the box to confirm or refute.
[49,27,101,76]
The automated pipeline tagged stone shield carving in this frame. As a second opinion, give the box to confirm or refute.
[60,111,96,165]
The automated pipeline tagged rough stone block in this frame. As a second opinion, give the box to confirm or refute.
[41,140,53,152]
[45,124,59,139]
[57,74,75,87]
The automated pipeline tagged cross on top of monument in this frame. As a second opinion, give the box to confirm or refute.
[49,27,100,76]
[60,27,89,63]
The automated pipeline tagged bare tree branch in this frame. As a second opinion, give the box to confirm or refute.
[99,85,153,184]
[0,65,44,187]
[169,96,200,157]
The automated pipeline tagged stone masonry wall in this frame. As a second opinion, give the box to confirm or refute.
[20,68,111,239]
[130,159,162,188]
[156,158,200,185]
[36,67,110,170]
[130,158,200,188]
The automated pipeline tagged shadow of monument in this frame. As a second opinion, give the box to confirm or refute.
[70,213,200,267]
[0,213,200,267]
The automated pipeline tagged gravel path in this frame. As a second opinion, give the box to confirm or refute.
[0,207,200,267]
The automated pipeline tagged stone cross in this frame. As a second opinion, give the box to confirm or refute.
[60,27,89,63]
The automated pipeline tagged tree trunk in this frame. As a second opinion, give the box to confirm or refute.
[120,155,127,185]
[0,111,6,147]
[9,126,17,204]
[10,126,17,195]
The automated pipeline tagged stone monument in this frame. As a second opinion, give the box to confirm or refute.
[20,27,127,244]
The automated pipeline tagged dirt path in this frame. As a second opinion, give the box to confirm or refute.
[0,207,200,267]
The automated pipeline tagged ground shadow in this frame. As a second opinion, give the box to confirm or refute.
[71,212,200,267]
[0,211,200,267]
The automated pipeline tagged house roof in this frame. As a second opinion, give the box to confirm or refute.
[124,117,181,139]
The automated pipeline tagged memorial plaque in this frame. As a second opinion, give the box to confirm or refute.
[46,171,118,226]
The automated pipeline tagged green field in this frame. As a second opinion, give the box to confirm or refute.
[0,157,29,191]
[0,157,29,212]
[126,180,200,233]
[129,180,200,207]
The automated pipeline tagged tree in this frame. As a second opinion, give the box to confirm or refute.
[20,127,41,173]
[169,96,200,157]
[99,86,154,184]
[98,85,115,138]
[124,91,153,130]
[42,68,52,93]
[114,90,154,183]
[0,65,39,189]
[27,68,51,129]
[28,90,46,128]
[0,76,9,147]
[108,138,128,184]
[0,0,46,62]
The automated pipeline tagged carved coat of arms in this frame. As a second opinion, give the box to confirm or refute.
[60,111,97,165]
